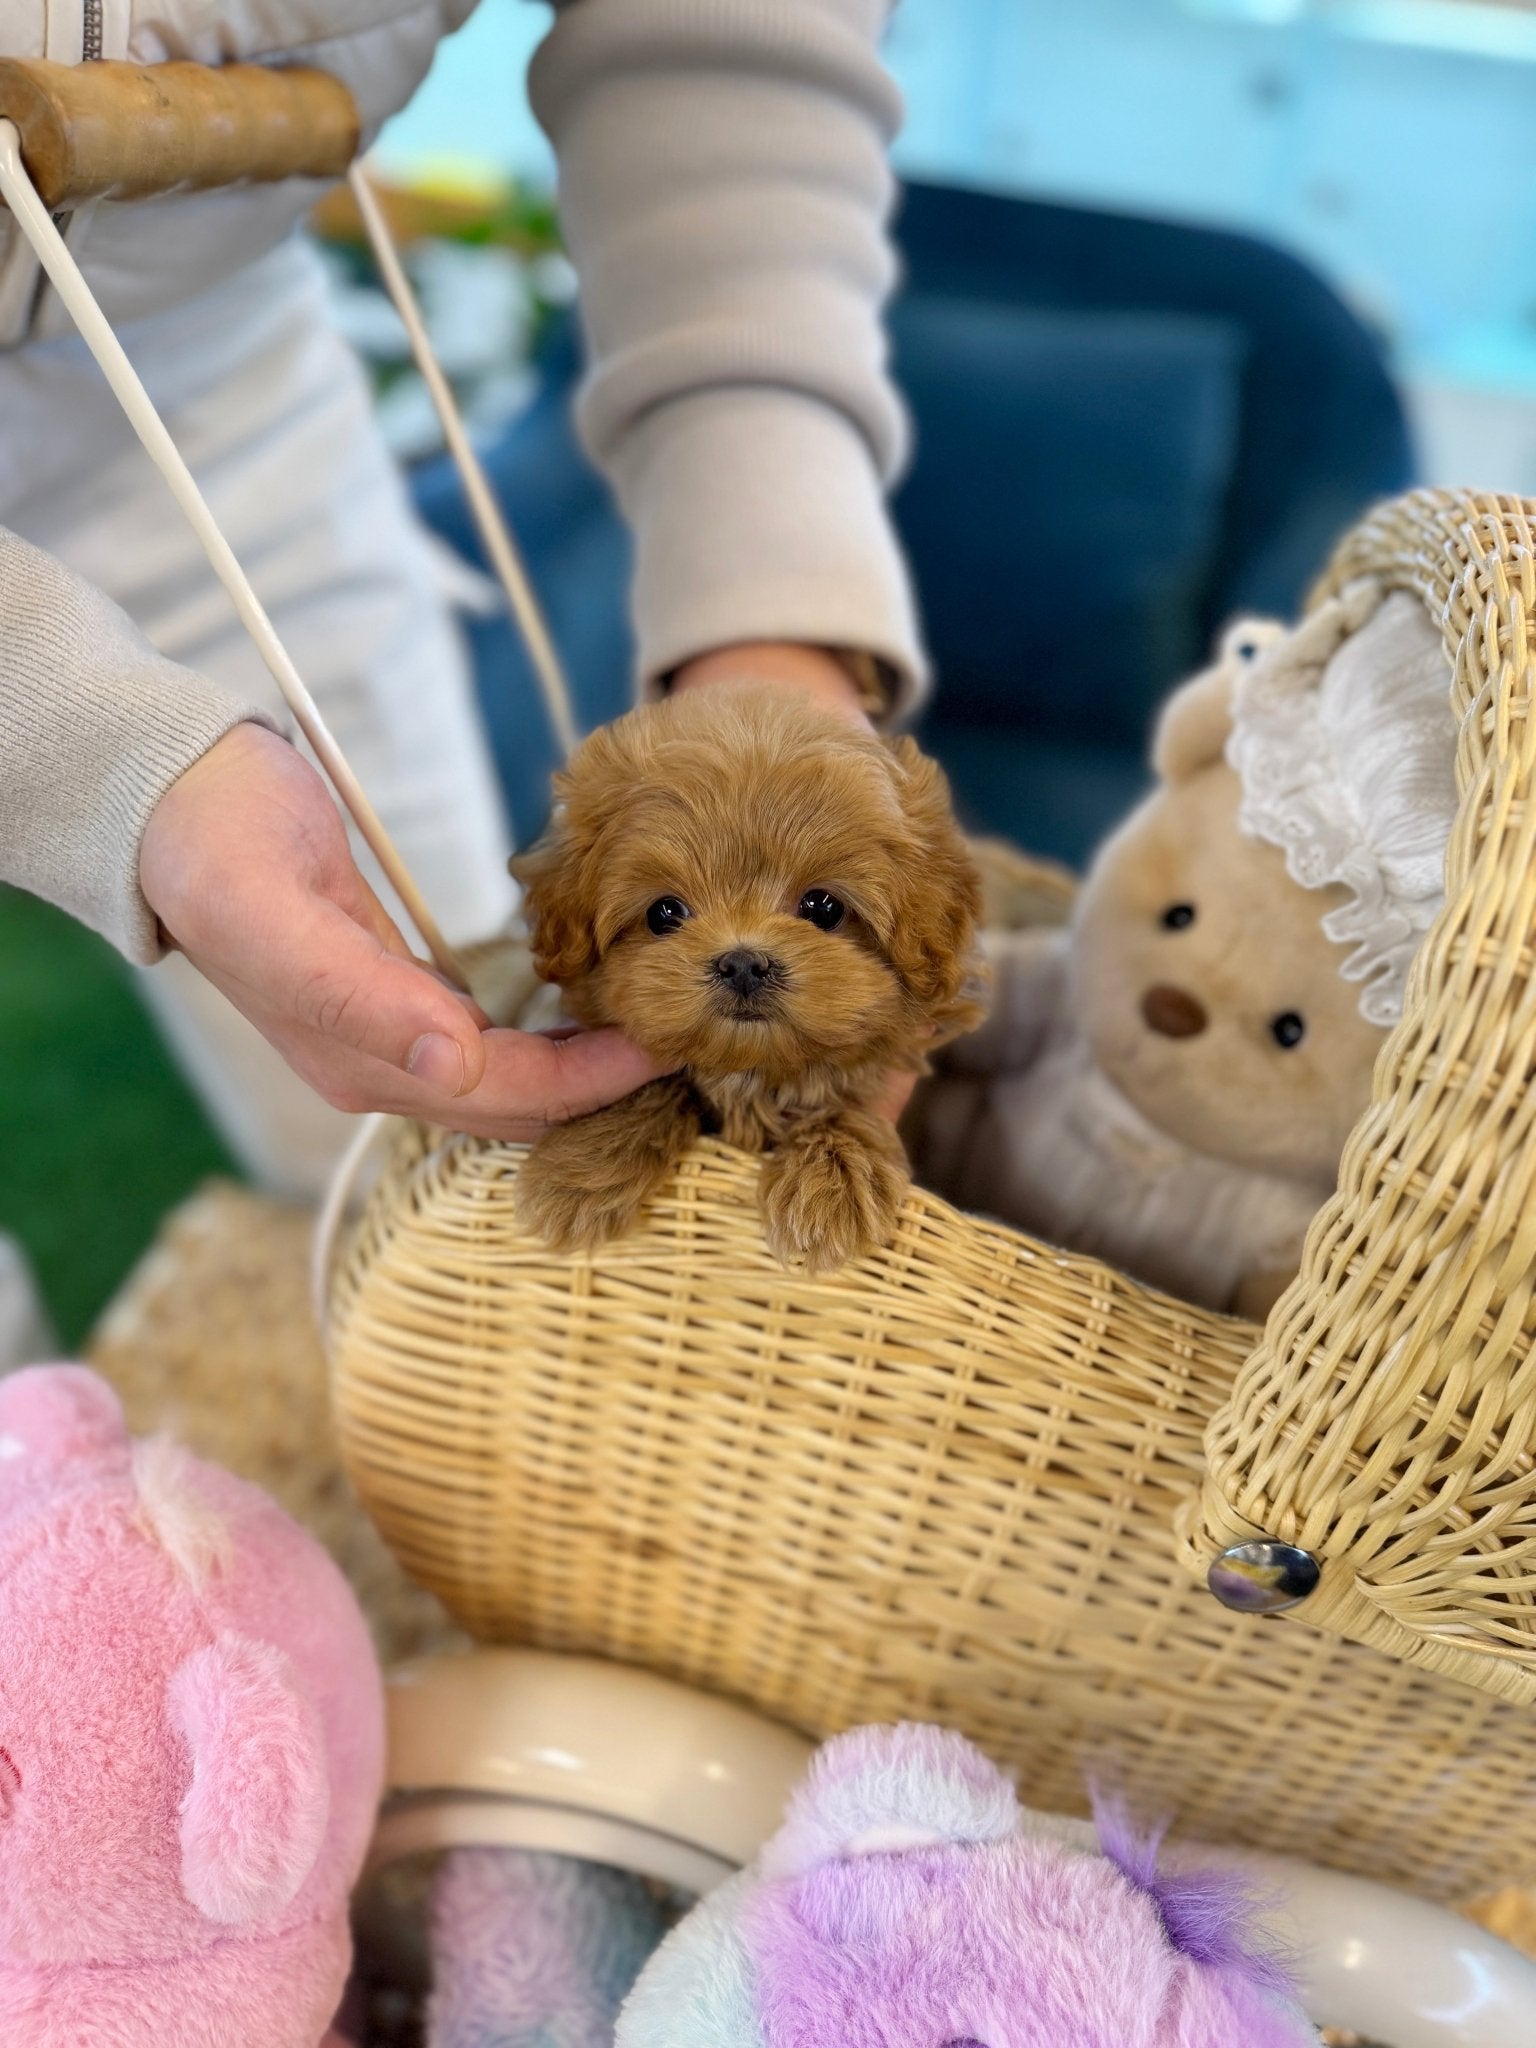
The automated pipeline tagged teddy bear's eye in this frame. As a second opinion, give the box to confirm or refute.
[1160,903,1196,931]
[1271,1011,1306,1049]
[797,889,847,931]
[646,897,691,935]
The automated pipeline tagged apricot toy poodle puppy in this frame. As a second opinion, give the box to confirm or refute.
[511,682,985,1272]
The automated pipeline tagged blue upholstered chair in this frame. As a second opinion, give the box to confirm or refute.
[412,180,1413,865]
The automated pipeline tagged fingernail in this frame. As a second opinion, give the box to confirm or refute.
[406,1032,466,1096]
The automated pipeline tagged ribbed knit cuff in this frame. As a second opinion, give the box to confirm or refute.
[100,690,280,966]
[611,385,929,720]
[0,529,278,964]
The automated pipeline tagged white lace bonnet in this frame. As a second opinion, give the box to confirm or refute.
[1218,577,1459,1028]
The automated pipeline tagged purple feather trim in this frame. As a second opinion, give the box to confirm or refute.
[1092,1790,1300,2003]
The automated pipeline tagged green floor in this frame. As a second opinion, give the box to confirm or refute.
[0,885,235,1348]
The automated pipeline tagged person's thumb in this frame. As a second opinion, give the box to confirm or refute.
[286,902,490,1096]
[472,1025,667,1125]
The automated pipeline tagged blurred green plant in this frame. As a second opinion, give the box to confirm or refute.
[0,887,231,1347]
[313,178,573,462]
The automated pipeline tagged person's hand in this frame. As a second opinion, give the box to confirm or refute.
[670,640,875,729]
[139,723,662,1137]
[671,641,916,1123]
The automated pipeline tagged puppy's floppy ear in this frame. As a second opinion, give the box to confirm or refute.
[880,737,986,1040]
[510,805,602,989]
[510,716,650,987]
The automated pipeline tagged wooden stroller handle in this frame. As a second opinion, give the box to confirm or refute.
[0,58,359,210]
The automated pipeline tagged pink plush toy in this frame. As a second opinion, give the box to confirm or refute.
[0,1366,385,2048]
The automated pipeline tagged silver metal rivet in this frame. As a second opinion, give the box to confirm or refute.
[1207,1540,1321,1613]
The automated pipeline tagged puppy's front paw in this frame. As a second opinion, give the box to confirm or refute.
[515,1077,702,1253]
[759,1116,908,1274]
[515,1131,650,1251]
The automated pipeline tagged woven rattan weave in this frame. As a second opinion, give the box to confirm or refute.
[328,490,1536,1904]
[1186,491,1536,1703]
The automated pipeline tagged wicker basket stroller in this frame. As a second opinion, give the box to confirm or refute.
[327,490,1536,1908]
[5,43,1532,1931]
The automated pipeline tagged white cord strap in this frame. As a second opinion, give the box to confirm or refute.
[0,118,473,993]
[311,1109,389,1330]
[348,161,581,764]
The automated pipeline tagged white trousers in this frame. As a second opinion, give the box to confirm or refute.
[0,236,517,1195]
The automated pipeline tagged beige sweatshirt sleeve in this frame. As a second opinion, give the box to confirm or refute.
[530,0,927,713]
[0,527,275,963]
[0,1,920,966]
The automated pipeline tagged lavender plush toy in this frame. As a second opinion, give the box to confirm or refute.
[615,1723,1319,2048]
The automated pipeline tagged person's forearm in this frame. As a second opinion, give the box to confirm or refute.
[531,0,926,715]
[670,641,872,729]
[0,528,274,961]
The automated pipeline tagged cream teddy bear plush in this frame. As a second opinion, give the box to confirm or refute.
[912,582,1457,1318]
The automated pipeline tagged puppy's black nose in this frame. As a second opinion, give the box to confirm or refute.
[713,948,777,999]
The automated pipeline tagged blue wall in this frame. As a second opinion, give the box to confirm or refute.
[379,0,1536,397]
[884,0,1536,394]
[373,0,552,186]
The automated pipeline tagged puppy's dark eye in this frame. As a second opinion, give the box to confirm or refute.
[646,897,691,935]
[1161,903,1196,931]
[1271,1011,1306,1050]
[797,889,846,931]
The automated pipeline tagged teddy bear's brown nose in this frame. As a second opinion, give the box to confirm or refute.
[1140,983,1208,1039]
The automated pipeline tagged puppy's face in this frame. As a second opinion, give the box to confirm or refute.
[513,687,983,1085]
